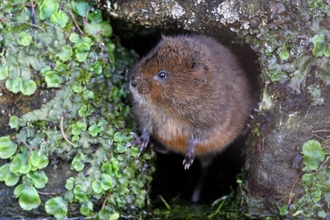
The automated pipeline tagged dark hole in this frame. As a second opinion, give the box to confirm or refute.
[116,27,260,203]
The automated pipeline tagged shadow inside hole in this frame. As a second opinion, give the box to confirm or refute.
[118,29,260,203]
[150,138,246,203]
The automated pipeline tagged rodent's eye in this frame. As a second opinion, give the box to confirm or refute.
[157,70,168,79]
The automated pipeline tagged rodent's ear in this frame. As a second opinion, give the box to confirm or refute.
[191,63,207,83]
[161,34,169,40]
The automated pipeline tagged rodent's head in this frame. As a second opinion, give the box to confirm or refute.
[130,35,208,109]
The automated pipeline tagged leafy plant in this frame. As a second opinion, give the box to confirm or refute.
[312,35,330,57]
[280,139,330,218]
[0,0,153,219]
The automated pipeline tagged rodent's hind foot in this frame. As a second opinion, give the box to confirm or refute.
[126,131,150,156]
[183,157,194,170]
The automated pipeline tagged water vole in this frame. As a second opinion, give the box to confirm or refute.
[129,35,253,170]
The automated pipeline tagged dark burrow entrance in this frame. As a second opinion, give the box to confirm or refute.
[116,27,260,205]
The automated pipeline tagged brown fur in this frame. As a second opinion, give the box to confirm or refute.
[130,35,253,165]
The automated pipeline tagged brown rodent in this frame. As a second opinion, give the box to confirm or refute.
[129,35,253,170]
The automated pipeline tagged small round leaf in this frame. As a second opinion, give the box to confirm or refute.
[50,10,69,27]
[27,170,48,189]
[29,150,49,170]
[302,140,325,170]
[5,77,22,93]
[20,80,37,96]
[101,174,112,191]
[58,45,73,61]
[72,2,90,17]
[18,186,41,210]
[0,65,9,80]
[0,136,17,159]
[9,116,19,129]
[17,32,32,46]
[45,71,63,87]
[39,0,59,20]
[10,153,32,174]
[45,197,68,219]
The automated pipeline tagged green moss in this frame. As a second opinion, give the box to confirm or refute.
[279,139,330,218]
[240,1,330,96]
[0,0,153,218]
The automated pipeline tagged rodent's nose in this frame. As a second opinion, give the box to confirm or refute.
[131,80,137,88]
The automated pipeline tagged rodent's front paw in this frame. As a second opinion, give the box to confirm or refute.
[182,156,195,170]
[126,132,150,156]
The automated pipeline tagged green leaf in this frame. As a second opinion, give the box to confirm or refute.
[85,23,102,38]
[17,32,32,46]
[78,104,90,117]
[130,146,140,157]
[88,122,103,137]
[29,150,49,170]
[88,9,102,22]
[50,10,69,27]
[5,172,20,186]
[72,83,85,93]
[106,41,116,52]
[71,121,87,135]
[14,184,25,197]
[64,191,74,203]
[5,77,22,93]
[0,164,10,181]
[71,152,85,171]
[0,65,9,80]
[65,177,74,190]
[279,205,289,216]
[75,52,89,62]
[109,213,120,220]
[0,164,20,186]
[9,116,19,129]
[80,201,93,216]
[279,49,290,60]
[116,144,127,153]
[101,173,112,190]
[113,132,124,143]
[55,61,67,72]
[83,90,94,100]
[311,187,322,203]
[100,22,112,37]
[324,44,330,57]
[58,45,73,61]
[101,163,111,175]
[302,173,314,186]
[302,140,325,170]
[20,80,37,96]
[17,185,41,210]
[318,210,327,218]
[72,2,90,17]
[10,153,32,174]
[92,179,103,193]
[0,136,18,159]
[69,33,80,43]
[90,61,103,75]
[74,185,88,202]
[45,197,68,219]
[16,7,30,23]
[312,35,326,57]
[86,22,112,39]
[75,41,91,62]
[44,71,63,87]
[39,0,59,20]
[27,170,48,188]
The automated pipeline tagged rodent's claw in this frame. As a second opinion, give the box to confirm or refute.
[126,131,150,157]
[183,157,194,170]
